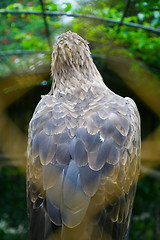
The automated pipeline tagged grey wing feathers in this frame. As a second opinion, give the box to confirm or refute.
[27,93,140,238]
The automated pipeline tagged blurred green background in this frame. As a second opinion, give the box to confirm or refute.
[0,0,160,239]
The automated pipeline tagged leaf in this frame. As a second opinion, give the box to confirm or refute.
[47,3,58,11]
[62,2,72,12]
[137,13,145,21]
[7,13,12,18]
[21,13,25,19]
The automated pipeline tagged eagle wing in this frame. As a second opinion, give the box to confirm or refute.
[27,91,140,240]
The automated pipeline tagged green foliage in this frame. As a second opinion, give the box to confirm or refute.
[0,0,160,76]
[71,0,160,71]
[130,171,160,240]
[0,0,72,52]
[0,167,28,240]
[0,0,73,77]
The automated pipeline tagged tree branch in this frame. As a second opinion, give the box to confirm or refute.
[118,0,131,32]
[0,50,51,56]
[0,10,160,34]
[141,166,160,180]
[39,0,52,48]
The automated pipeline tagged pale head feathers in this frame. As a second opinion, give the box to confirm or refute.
[50,31,104,93]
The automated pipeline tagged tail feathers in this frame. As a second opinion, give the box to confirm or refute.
[29,206,45,240]
[28,208,130,240]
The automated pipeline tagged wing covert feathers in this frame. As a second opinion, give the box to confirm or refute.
[27,89,140,239]
[28,90,140,231]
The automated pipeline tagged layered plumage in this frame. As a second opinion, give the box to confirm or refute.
[27,31,141,240]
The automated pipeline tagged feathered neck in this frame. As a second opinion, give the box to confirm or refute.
[50,31,104,95]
